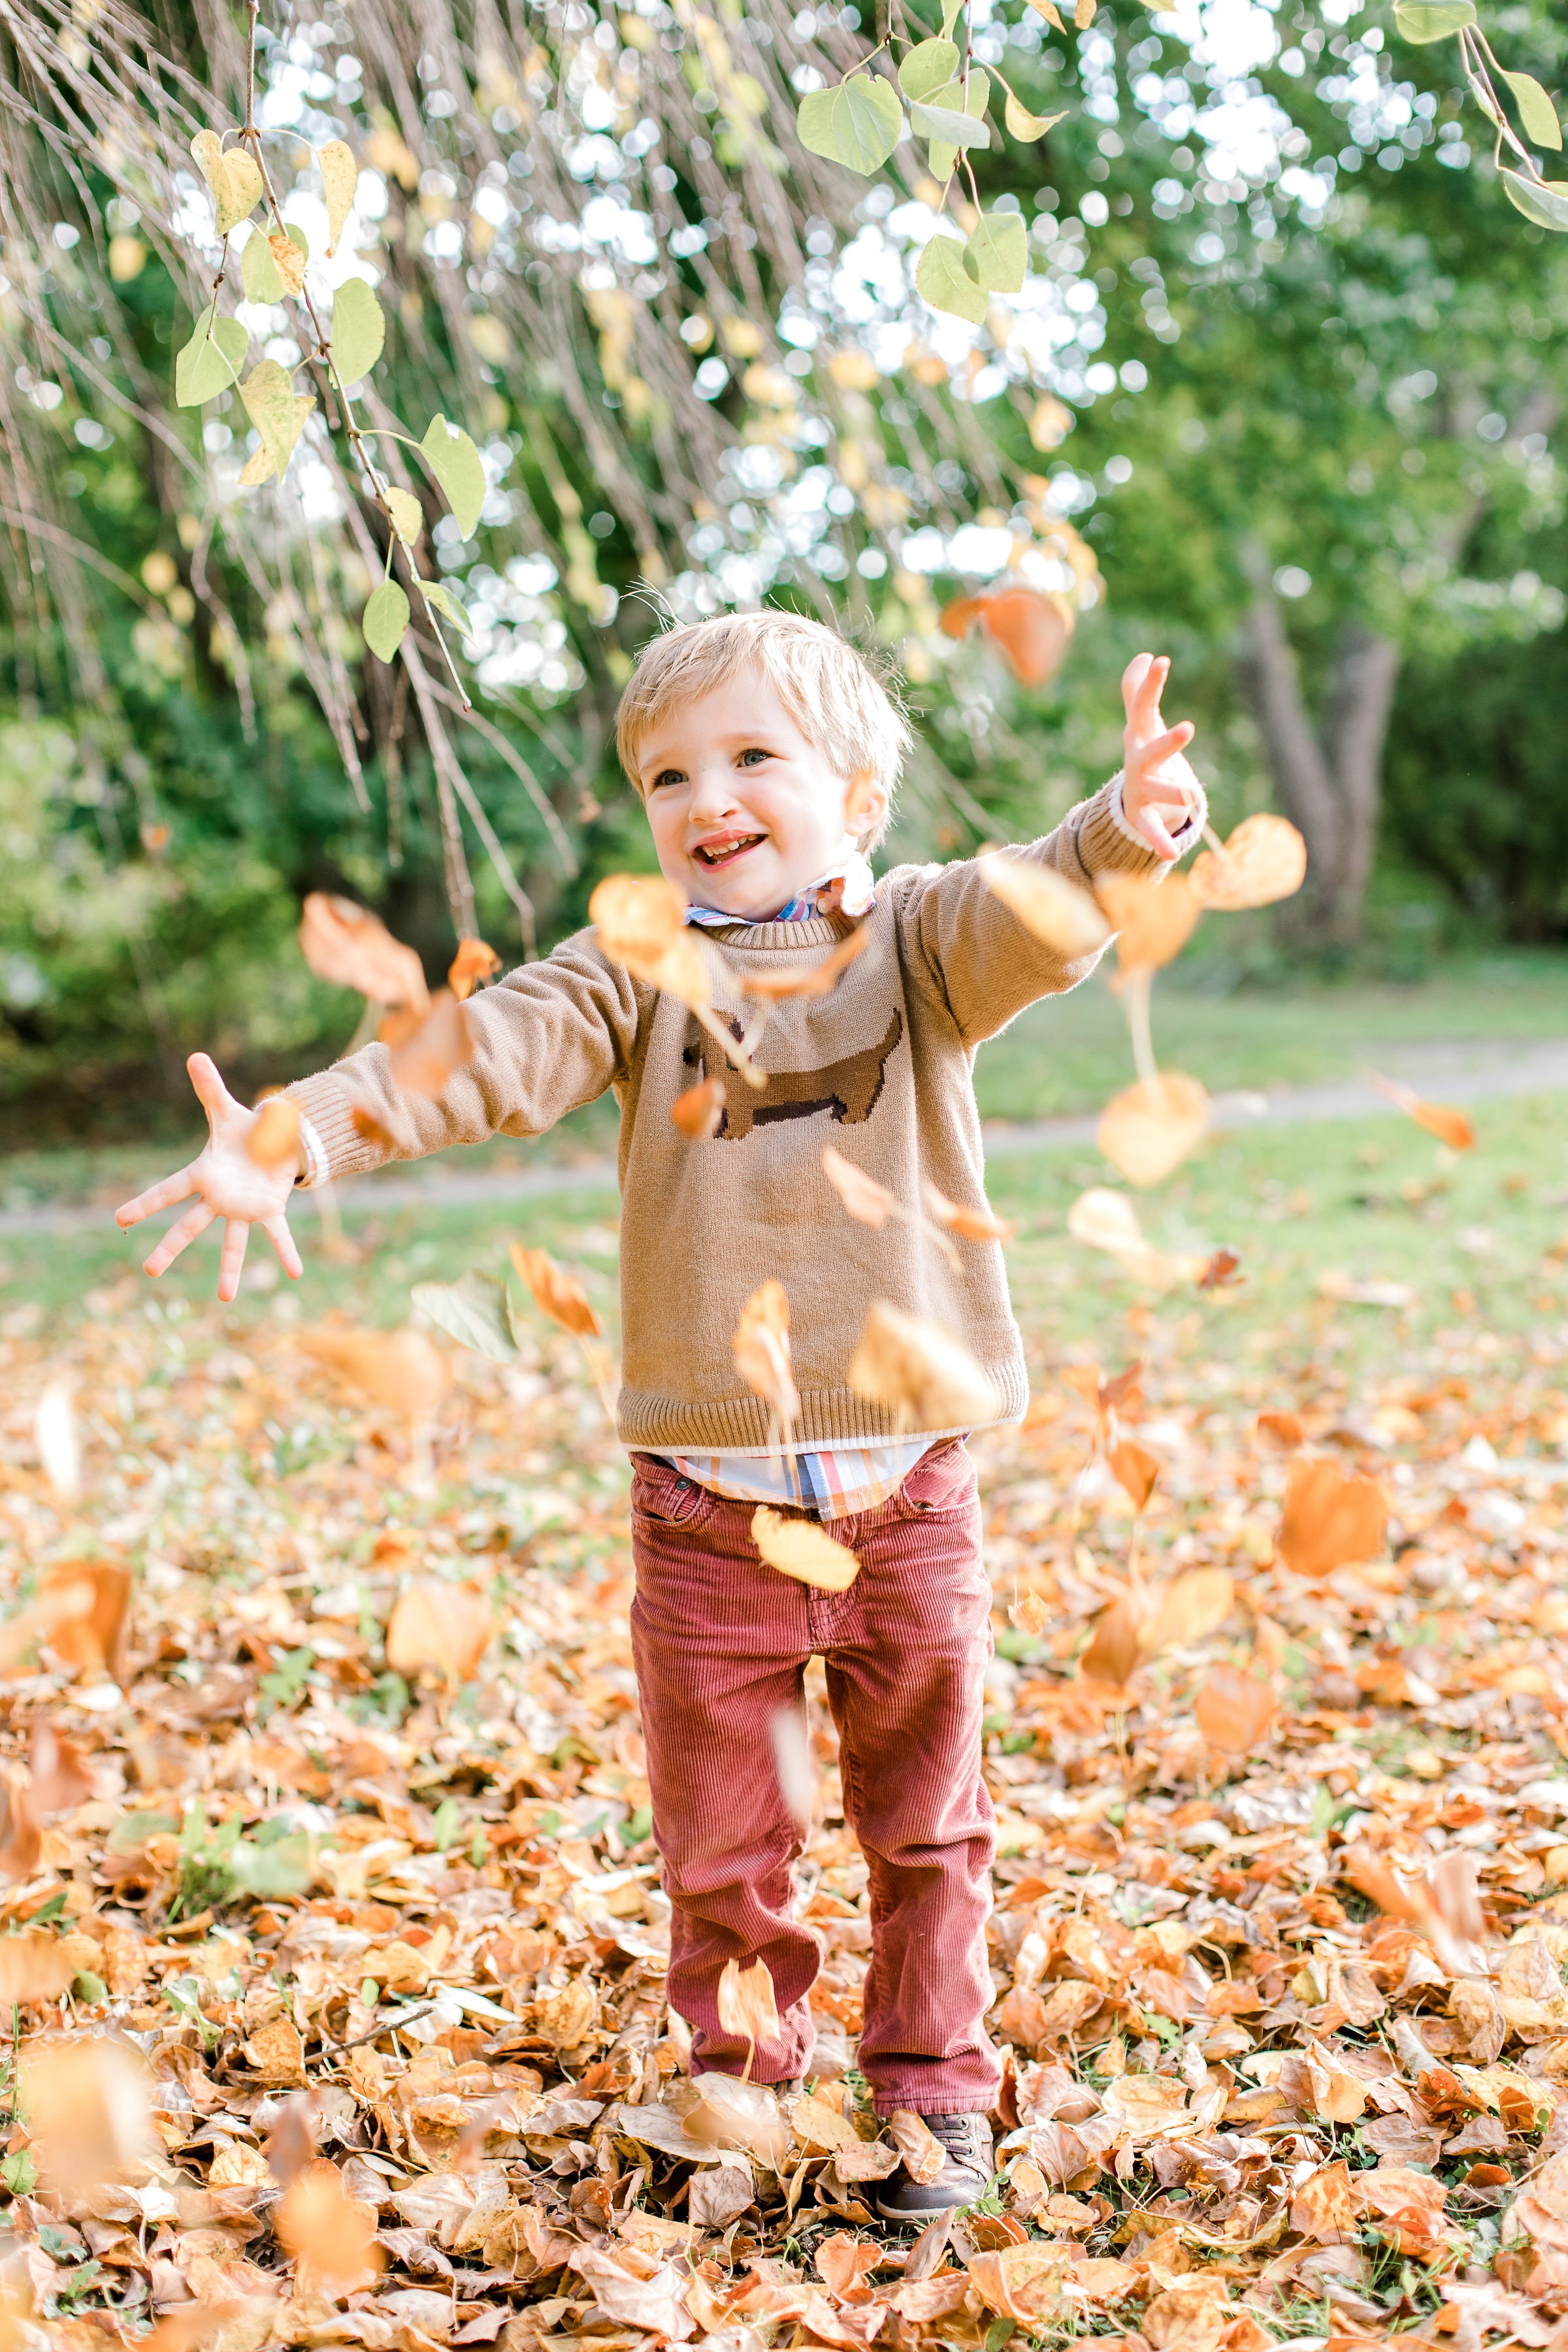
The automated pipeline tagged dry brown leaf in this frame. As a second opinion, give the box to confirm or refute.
[887,2109,946,2187]
[265,2092,319,2187]
[387,987,476,1099]
[672,1076,727,1139]
[1066,1186,1207,1287]
[1141,1569,1235,1659]
[717,1955,782,2064]
[821,1143,901,1232]
[299,891,429,1009]
[1107,1437,1160,1510]
[385,1580,495,1685]
[589,872,716,1015]
[0,1930,73,2006]
[967,2243,1071,2324]
[816,2230,882,2298]
[684,2072,793,2168]
[510,1243,604,1337]
[39,1558,131,1677]
[921,1180,1015,1244]
[1096,1072,1209,1187]
[848,1300,1000,1430]
[1256,1408,1304,1452]
[1009,1590,1051,1637]
[1194,1664,1276,1754]
[1372,1074,1475,1151]
[22,2038,153,2191]
[276,2157,384,2294]
[247,1093,302,1170]
[742,923,872,999]
[733,1279,801,1441]
[448,935,500,999]
[1278,1458,1388,1578]
[1096,870,1200,972]
[1080,1586,1151,1686]
[752,1506,860,1593]
[1189,813,1307,910]
[978,856,1111,958]
[300,1327,449,1419]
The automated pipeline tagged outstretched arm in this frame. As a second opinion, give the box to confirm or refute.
[116,1053,304,1303]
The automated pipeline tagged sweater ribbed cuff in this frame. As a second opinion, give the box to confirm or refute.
[283,1072,391,1186]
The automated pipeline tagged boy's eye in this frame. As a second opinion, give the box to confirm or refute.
[738,747,772,767]
[650,768,685,791]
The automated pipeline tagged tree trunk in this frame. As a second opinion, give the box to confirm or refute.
[1234,587,1399,946]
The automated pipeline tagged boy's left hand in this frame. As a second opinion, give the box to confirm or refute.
[1120,653,1201,861]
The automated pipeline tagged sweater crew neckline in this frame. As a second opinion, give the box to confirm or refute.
[696,912,852,951]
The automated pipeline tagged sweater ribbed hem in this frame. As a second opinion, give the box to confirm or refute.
[617,1359,1030,1452]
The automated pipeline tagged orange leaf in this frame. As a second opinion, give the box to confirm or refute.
[1096,870,1200,973]
[1194,1664,1275,1754]
[276,2157,384,2294]
[672,1076,727,1139]
[1079,1586,1151,1687]
[733,1280,801,1439]
[385,1579,495,1684]
[1188,813,1307,911]
[817,2230,883,2300]
[821,1143,900,1231]
[742,923,871,999]
[922,1180,1015,1243]
[1372,1075,1475,1151]
[247,1093,302,1170]
[752,1506,859,1593]
[39,1558,131,1678]
[387,987,475,1099]
[0,1771,42,1882]
[29,1722,93,1815]
[510,1244,604,1337]
[1107,1438,1160,1510]
[1278,1458,1387,1578]
[1096,1072,1209,1187]
[448,935,500,999]
[1141,1569,1235,1658]
[848,1300,1000,1430]
[300,1327,449,1419]
[299,891,429,1010]
[717,1954,782,2051]
[887,2109,946,2187]
[1255,1409,1303,1452]
[977,585,1074,685]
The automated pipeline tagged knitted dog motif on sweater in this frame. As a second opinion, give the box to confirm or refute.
[686,1007,903,1141]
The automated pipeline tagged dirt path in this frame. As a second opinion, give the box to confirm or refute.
[3,1036,1564,1239]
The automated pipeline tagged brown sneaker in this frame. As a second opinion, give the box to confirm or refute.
[874,2112,995,2222]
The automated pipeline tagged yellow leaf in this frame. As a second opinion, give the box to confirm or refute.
[318,137,358,255]
[752,1506,860,1592]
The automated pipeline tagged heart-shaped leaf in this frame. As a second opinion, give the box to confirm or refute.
[420,414,487,538]
[363,580,410,663]
[240,359,310,477]
[174,310,248,406]
[966,210,1026,293]
[898,37,960,101]
[331,278,385,387]
[796,73,903,174]
[915,233,987,323]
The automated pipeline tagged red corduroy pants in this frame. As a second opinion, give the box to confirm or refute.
[628,1439,1000,2116]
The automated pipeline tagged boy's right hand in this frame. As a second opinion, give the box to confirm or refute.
[116,1053,304,1304]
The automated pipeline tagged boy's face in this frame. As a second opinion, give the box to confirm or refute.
[632,670,880,921]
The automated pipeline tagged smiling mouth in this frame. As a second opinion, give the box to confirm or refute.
[693,834,765,870]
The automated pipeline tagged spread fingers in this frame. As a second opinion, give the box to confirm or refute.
[116,1166,195,1230]
[142,1200,214,1278]
[263,1217,304,1281]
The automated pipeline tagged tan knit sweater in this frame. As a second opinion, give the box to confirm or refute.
[289,781,1164,1451]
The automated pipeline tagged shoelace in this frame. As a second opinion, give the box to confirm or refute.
[923,2112,991,2161]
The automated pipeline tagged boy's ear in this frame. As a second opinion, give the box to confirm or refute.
[844,764,886,841]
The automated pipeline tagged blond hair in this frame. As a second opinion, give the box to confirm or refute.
[615,610,912,852]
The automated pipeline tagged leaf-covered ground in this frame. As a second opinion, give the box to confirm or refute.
[3,1091,1568,2349]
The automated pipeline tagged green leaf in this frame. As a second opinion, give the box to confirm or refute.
[239,357,307,476]
[363,580,411,663]
[1501,167,1568,226]
[331,276,385,387]
[1392,0,1475,40]
[174,310,247,406]
[420,413,487,538]
[231,1831,312,1899]
[922,70,990,175]
[909,97,994,147]
[898,37,960,101]
[966,210,1027,292]
[915,233,988,323]
[71,1970,106,2006]
[433,1796,460,1852]
[940,0,964,32]
[2,2151,37,2198]
[240,228,284,304]
[421,579,473,638]
[411,1271,520,1361]
[1501,69,1563,150]
[796,74,904,175]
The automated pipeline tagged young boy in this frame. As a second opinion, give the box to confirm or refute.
[118,613,1203,2218]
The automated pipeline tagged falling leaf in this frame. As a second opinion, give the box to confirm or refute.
[247,1093,302,1170]
[39,1558,131,1677]
[387,988,476,1098]
[1195,1664,1276,1753]
[1010,1590,1051,1637]
[510,1244,604,1337]
[22,2039,154,2191]
[979,855,1111,958]
[298,892,429,1010]
[921,1181,1015,1243]
[717,1954,782,2066]
[448,936,500,999]
[941,585,1073,683]
[742,924,872,999]
[1278,1459,1387,1578]
[734,1280,801,1442]
[276,2157,384,2295]
[821,1143,901,1232]
[672,1076,727,1138]
[589,873,721,1017]
[1141,1569,1235,1658]
[1372,1074,1475,1151]
[1107,1438,1160,1509]
[1096,870,1200,972]
[1067,1186,1207,1286]
[1096,1073,1210,1186]
[1197,1247,1243,1290]
[888,2110,947,2186]
[35,1374,80,1503]
[1079,1586,1151,1686]
[385,1580,495,1684]
[849,1300,1000,1430]
[1255,1408,1304,1452]
[0,1931,74,2006]
[299,1327,449,1419]
[752,1507,860,1592]
[0,1771,42,1881]
[1189,813,1307,909]
[29,1722,93,1814]
[265,2093,319,2187]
